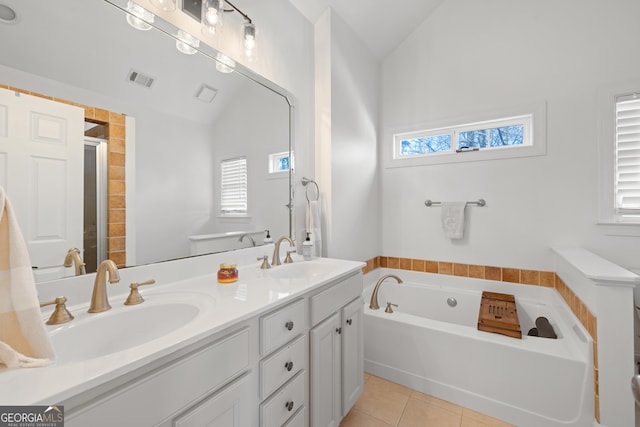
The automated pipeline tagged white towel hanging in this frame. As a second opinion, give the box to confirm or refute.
[441,201,466,239]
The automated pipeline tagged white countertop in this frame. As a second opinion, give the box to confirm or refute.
[0,252,364,406]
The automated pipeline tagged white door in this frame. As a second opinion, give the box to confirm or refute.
[341,297,364,416]
[310,312,342,427]
[0,88,84,281]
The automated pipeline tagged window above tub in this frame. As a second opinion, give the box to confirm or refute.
[385,102,547,168]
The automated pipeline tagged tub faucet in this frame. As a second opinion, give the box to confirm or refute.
[272,236,294,266]
[369,274,403,310]
[88,259,120,313]
[238,233,256,247]
[63,248,85,276]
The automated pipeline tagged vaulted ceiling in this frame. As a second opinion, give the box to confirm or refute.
[287,0,447,59]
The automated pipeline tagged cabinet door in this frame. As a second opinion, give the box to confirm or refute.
[310,312,341,427]
[341,297,364,416]
[174,372,253,427]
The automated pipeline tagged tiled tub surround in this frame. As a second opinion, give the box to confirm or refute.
[362,251,640,426]
[362,267,593,427]
[0,84,127,267]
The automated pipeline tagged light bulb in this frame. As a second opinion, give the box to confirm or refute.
[176,30,199,55]
[149,0,176,12]
[201,0,224,36]
[215,53,235,73]
[243,22,256,58]
[126,1,154,31]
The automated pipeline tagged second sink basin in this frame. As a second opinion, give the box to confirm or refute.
[267,259,336,279]
[49,295,211,364]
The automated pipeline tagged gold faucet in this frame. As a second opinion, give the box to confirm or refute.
[63,248,85,276]
[271,236,294,266]
[369,274,403,310]
[88,259,120,313]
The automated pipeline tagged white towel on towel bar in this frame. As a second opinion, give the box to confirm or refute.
[441,202,466,239]
[306,198,323,257]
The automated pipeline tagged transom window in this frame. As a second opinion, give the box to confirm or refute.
[394,115,531,159]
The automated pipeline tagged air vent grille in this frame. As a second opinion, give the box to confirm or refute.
[127,69,155,88]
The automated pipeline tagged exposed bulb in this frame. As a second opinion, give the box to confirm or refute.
[243,22,256,59]
[202,0,224,36]
[176,30,199,55]
[126,1,154,31]
[149,0,176,12]
[215,53,236,73]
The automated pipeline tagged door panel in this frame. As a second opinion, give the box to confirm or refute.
[0,88,84,280]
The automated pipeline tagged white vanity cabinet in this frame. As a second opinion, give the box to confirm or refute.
[309,273,364,427]
[259,298,308,427]
[66,326,258,427]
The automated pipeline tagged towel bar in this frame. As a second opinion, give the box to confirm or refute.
[424,199,486,207]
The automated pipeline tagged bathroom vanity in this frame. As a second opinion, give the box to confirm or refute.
[0,246,364,427]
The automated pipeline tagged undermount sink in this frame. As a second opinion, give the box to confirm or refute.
[267,259,335,279]
[48,295,210,364]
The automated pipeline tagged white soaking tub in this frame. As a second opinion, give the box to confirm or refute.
[363,269,593,427]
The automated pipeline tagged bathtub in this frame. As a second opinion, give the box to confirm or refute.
[363,269,593,427]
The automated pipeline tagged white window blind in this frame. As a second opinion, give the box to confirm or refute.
[615,95,640,217]
[220,157,247,214]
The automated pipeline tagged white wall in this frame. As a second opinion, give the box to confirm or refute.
[314,10,381,262]
[381,0,640,270]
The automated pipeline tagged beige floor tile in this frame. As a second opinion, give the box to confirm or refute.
[367,375,413,397]
[353,377,410,426]
[398,398,462,427]
[462,408,514,427]
[340,409,395,427]
[410,391,463,416]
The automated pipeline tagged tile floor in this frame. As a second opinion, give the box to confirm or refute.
[340,373,516,427]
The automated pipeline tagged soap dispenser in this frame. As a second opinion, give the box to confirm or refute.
[264,229,273,244]
[302,232,313,261]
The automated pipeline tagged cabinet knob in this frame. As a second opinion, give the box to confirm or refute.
[346,318,352,326]
[285,400,294,411]
[336,327,342,334]
[285,321,294,331]
[285,361,294,371]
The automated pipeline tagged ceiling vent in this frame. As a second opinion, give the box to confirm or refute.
[127,69,155,89]
[195,84,217,103]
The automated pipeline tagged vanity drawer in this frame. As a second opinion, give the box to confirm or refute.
[260,299,305,356]
[310,273,362,326]
[260,370,306,427]
[283,406,306,427]
[260,335,306,399]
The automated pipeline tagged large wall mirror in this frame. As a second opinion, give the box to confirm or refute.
[0,0,293,282]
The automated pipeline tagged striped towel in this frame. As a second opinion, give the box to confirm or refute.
[0,186,54,368]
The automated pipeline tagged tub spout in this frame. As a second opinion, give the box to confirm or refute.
[369,274,403,310]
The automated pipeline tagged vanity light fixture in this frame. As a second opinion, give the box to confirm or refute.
[201,0,224,35]
[243,22,256,58]
[125,1,154,31]
[176,29,199,55]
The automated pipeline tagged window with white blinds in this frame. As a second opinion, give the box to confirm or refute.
[615,95,640,219]
[220,157,247,215]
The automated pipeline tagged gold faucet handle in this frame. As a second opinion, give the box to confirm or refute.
[284,250,295,264]
[257,256,271,269]
[40,296,74,325]
[124,279,156,305]
[384,302,399,314]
